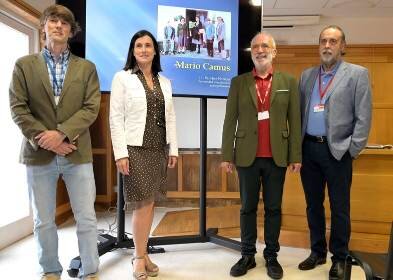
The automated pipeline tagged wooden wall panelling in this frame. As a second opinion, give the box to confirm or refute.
[93,154,107,197]
[207,152,222,192]
[177,154,183,191]
[90,94,116,206]
[181,152,199,191]
[351,157,393,223]
[172,150,223,192]
[226,170,240,192]
[90,99,108,150]
[166,161,178,192]
[372,109,393,144]
[274,63,314,79]
[221,167,227,192]
[281,172,307,217]
[55,179,71,224]
[373,63,393,103]
[351,175,393,223]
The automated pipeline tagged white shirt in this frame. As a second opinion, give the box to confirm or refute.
[109,70,178,160]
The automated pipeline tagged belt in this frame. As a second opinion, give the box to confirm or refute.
[304,134,327,143]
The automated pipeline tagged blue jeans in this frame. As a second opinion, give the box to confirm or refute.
[27,156,99,277]
[163,38,174,53]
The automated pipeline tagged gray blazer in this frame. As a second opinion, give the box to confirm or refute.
[299,61,372,160]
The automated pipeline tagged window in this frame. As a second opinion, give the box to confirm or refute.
[0,9,38,249]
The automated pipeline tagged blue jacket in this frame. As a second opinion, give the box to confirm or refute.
[205,23,215,40]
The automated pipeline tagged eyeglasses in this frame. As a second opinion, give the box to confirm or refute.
[251,43,271,51]
[320,38,340,46]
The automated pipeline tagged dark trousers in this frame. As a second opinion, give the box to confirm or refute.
[300,138,353,261]
[237,157,286,258]
[218,39,224,53]
[206,39,214,57]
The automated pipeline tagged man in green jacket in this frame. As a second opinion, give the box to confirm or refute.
[221,31,301,279]
[9,5,100,280]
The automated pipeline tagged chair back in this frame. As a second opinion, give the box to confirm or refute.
[386,221,393,280]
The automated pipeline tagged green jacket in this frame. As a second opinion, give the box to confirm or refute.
[221,71,301,167]
[9,53,101,165]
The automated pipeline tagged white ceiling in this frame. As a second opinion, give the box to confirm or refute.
[262,0,393,17]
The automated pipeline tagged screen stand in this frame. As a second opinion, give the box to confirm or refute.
[67,97,241,278]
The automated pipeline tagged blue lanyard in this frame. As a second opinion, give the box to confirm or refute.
[43,53,67,93]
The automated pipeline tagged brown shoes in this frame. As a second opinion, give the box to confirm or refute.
[132,253,160,279]
[83,273,100,279]
[40,273,60,280]
[145,253,159,277]
[132,255,148,280]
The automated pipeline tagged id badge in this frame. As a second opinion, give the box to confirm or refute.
[258,111,269,120]
[313,104,325,113]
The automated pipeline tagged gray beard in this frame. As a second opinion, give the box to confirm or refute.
[253,54,273,73]
[321,55,337,70]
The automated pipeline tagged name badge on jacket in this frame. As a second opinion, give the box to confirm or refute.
[258,111,269,120]
[313,104,325,113]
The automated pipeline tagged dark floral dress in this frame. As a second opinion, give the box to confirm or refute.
[124,71,168,209]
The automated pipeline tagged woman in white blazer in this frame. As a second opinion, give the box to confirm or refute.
[109,30,178,280]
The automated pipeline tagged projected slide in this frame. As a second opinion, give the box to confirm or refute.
[86,0,239,97]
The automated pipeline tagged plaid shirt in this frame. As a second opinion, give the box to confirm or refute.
[42,47,70,103]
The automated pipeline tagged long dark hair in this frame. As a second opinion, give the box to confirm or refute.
[123,30,162,75]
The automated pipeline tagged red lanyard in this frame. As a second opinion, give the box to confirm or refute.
[318,68,335,101]
[255,75,272,110]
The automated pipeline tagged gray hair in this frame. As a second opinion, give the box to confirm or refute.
[319,25,346,44]
[319,25,346,55]
[250,31,276,49]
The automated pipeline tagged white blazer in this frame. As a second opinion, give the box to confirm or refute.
[109,70,178,161]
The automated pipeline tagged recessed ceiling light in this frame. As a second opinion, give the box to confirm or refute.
[249,0,262,6]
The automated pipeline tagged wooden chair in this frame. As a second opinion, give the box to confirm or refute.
[344,222,393,280]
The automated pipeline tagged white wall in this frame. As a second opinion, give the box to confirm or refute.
[173,97,226,148]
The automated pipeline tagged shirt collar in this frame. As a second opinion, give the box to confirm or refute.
[320,60,341,76]
[252,67,274,80]
[42,47,70,63]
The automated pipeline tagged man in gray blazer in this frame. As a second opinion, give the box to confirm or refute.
[9,5,100,280]
[297,25,372,280]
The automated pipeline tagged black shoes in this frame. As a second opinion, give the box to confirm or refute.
[298,253,327,270]
[265,258,283,279]
[230,255,283,279]
[230,255,256,277]
[298,253,343,279]
[329,261,344,280]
